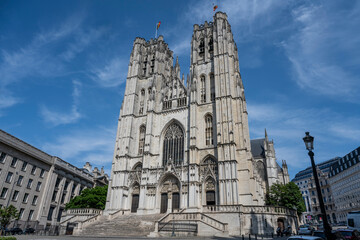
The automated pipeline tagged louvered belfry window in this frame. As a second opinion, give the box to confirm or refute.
[163,123,184,166]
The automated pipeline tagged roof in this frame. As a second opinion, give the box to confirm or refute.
[250,138,265,158]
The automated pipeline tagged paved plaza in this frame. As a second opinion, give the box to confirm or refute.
[14,235,289,240]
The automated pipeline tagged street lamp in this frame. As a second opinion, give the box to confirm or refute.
[303,132,334,240]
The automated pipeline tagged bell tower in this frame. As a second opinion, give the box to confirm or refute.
[188,12,257,206]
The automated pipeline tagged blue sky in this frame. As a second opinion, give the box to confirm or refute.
[0,0,359,179]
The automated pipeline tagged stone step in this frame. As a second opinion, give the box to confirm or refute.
[79,213,164,236]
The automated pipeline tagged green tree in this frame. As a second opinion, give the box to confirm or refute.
[65,185,108,210]
[0,205,19,236]
[266,182,306,216]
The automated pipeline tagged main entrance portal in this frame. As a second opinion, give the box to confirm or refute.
[160,175,180,213]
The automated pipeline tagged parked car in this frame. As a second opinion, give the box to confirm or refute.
[335,229,360,240]
[313,230,326,239]
[9,227,23,235]
[299,225,315,235]
[23,227,35,234]
[288,235,324,240]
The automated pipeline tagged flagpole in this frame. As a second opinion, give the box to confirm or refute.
[155,23,157,38]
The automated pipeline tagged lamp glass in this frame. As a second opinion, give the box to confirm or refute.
[303,132,314,151]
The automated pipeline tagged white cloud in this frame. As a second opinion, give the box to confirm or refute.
[40,80,82,126]
[283,2,360,100]
[247,101,360,174]
[0,89,20,110]
[91,58,127,87]
[42,127,115,163]
[0,13,106,112]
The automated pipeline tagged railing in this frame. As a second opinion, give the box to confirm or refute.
[65,208,103,215]
[157,212,228,233]
[203,205,296,215]
[159,222,197,233]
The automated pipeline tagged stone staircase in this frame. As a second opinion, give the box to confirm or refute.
[76,213,164,237]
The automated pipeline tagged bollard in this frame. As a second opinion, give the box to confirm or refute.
[255,234,257,240]
[249,234,251,240]
[271,232,274,238]
[242,235,245,240]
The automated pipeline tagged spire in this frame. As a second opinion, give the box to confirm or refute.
[182,73,185,83]
[265,128,268,140]
[175,56,179,67]
[175,56,180,79]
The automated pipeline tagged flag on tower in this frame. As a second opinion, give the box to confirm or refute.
[157,21,161,30]
[213,5,218,11]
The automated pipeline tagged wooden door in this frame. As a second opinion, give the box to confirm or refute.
[131,194,139,213]
[172,192,180,211]
[160,193,168,213]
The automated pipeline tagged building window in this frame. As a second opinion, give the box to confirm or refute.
[27,179,33,189]
[199,39,205,55]
[31,166,36,175]
[71,184,77,195]
[139,89,145,114]
[79,186,84,195]
[150,54,155,74]
[0,152,6,163]
[205,114,213,145]
[12,190,19,201]
[19,208,25,219]
[10,157,17,167]
[17,175,24,186]
[0,188,8,198]
[23,193,29,203]
[21,162,28,171]
[36,182,42,191]
[210,74,215,101]
[61,193,66,204]
[40,169,45,178]
[162,122,184,166]
[138,125,146,155]
[28,210,34,221]
[200,75,206,103]
[32,195,38,205]
[47,206,55,221]
[57,208,64,222]
[209,37,213,53]
[64,181,69,191]
[55,177,61,188]
[5,172,13,183]
[52,191,58,202]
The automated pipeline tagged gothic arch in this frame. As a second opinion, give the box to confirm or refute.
[200,155,218,181]
[157,173,181,213]
[161,119,185,166]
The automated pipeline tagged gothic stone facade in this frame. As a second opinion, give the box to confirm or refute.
[105,12,289,216]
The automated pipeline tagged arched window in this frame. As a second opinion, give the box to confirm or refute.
[210,74,215,101]
[143,56,148,75]
[200,75,206,103]
[209,37,213,53]
[139,89,145,114]
[150,54,155,73]
[205,115,213,145]
[199,39,205,55]
[163,123,184,166]
[138,125,146,155]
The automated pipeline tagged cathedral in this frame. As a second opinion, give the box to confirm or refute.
[98,12,293,236]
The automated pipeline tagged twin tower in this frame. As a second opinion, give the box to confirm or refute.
[105,12,286,215]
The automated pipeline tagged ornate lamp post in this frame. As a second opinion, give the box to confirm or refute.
[303,132,334,240]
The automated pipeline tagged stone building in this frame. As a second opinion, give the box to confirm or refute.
[329,146,360,224]
[71,12,296,237]
[0,129,108,234]
[292,157,339,224]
